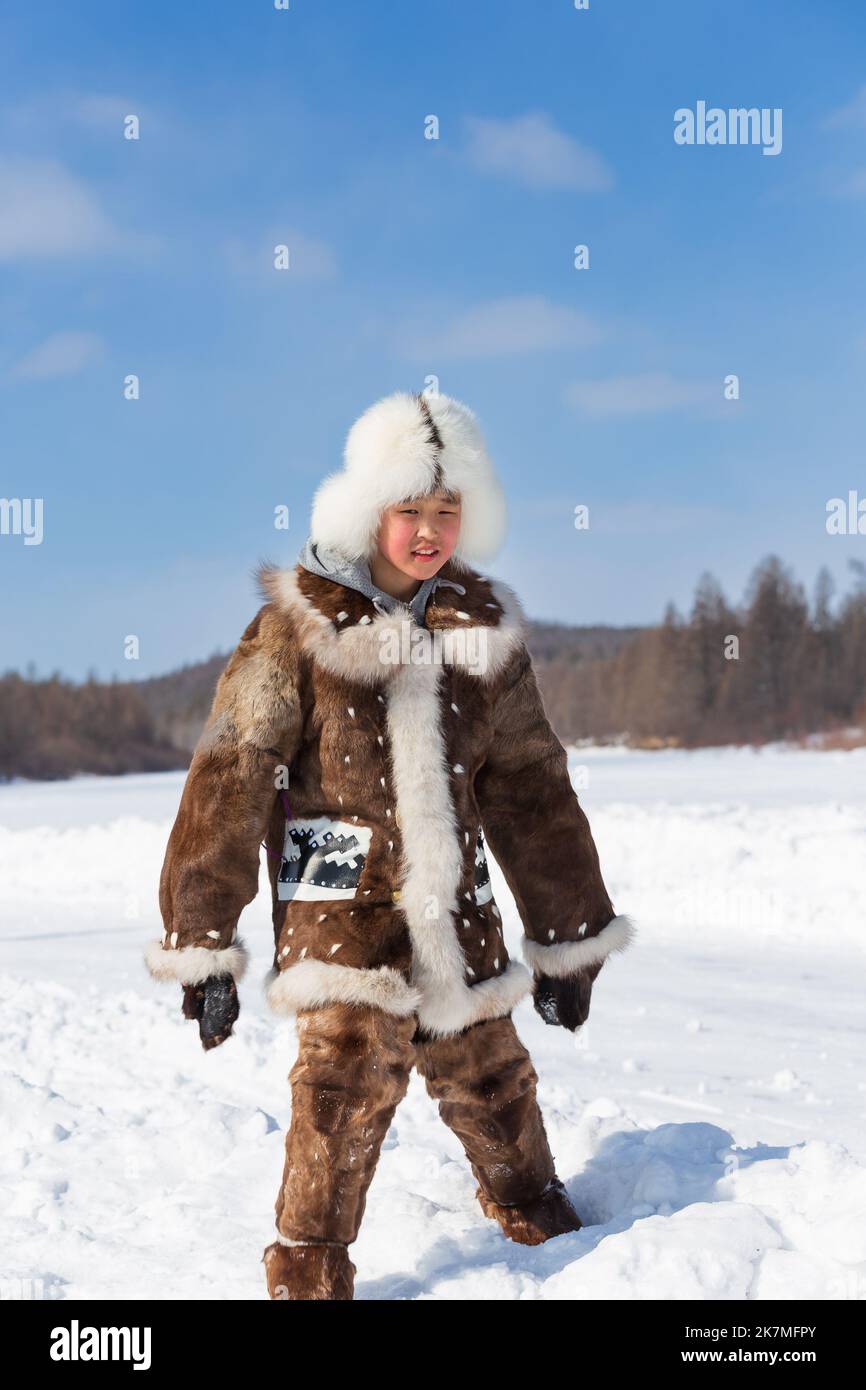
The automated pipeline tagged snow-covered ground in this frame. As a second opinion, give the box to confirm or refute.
[1,747,865,1301]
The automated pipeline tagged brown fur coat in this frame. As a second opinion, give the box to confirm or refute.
[145,556,634,1038]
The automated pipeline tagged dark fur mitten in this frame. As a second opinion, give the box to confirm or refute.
[532,960,603,1032]
[181,975,240,1050]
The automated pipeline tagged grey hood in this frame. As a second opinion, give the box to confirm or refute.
[296,536,466,629]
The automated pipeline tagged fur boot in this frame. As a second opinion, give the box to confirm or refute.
[475,1176,582,1245]
[262,1240,356,1301]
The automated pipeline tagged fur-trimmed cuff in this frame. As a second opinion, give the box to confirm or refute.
[521,913,636,979]
[144,936,250,985]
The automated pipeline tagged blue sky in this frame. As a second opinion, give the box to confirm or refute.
[2,0,866,679]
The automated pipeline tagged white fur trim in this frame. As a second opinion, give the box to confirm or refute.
[262,564,418,685]
[521,914,637,978]
[272,1233,346,1249]
[310,391,507,566]
[413,958,534,1038]
[144,937,250,985]
[384,658,534,1037]
[260,562,526,685]
[263,960,423,1017]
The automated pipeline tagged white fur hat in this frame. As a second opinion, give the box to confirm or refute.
[309,390,508,566]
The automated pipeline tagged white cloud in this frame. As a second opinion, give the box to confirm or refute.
[4,93,146,134]
[0,158,120,259]
[71,94,147,130]
[834,168,866,199]
[822,85,866,197]
[400,294,603,360]
[464,111,614,191]
[223,229,337,281]
[10,331,104,381]
[564,372,719,418]
[824,84,866,129]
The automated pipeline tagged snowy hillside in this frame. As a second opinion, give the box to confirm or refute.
[2,747,865,1301]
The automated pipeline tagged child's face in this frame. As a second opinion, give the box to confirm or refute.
[375,490,461,580]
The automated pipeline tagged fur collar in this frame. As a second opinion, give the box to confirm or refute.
[257,558,526,685]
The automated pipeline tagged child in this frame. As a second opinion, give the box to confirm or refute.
[145,389,635,1300]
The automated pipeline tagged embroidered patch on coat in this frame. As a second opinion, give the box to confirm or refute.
[277,817,373,900]
[475,828,492,905]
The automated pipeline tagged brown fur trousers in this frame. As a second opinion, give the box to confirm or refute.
[262,1001,582,1300]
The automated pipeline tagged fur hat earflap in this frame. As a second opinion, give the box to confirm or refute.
[309,391,508,565]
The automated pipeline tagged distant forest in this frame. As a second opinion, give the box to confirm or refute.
[543,556,866,749]
[2,555,865,781]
